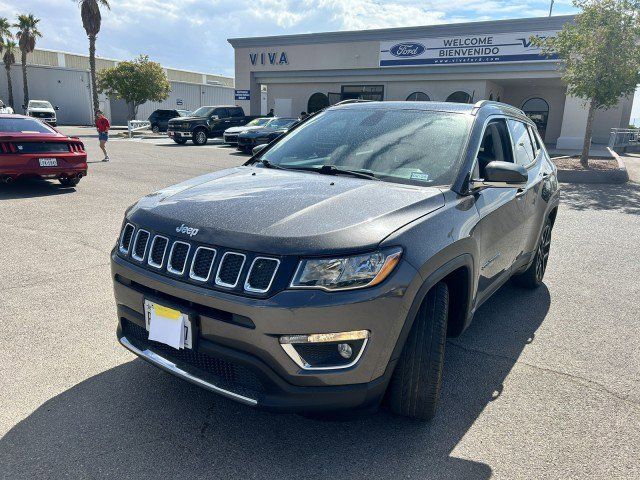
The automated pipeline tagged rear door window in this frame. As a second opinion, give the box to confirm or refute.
[228,107,244,118]
[507,119,536,167]
[213,108,229,118]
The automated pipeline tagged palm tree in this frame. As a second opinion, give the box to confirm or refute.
[2,40,16,109]
[0,17,11,50]
[15,14,41,112]
[80,1,110,115]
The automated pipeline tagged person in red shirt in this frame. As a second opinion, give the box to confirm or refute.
[95,110,110,162]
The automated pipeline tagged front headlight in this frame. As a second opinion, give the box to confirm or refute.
[290,248,402,291]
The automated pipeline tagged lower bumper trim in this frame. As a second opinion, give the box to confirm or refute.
[119,335,258,406]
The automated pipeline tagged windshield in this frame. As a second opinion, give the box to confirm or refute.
[260,108,471,186]
[29,101,52,109]
[0,117,55,134]
[190,107,214,117]
[267,118,296,129]
[246,118,271,127]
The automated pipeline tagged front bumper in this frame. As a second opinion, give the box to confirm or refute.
[168,130,192,138]
[111,250,418,412]
[223,133,239,144]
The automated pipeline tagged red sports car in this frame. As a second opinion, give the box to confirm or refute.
[0,114,87,187]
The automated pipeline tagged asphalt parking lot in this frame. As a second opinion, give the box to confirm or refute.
[1,127,639,479]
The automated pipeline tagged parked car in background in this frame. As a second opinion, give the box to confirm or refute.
[236,117,298,153]
[112,100,559,420]
[0,114,87,186]
[222,117,273,145]
[24,100,59,127]
[0,100,14,114]
[167,105,256,145]
[148,109,191,133]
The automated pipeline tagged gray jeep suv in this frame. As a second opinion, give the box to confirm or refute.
[112,101,559,420]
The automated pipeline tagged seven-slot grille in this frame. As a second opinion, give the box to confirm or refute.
[118,225,280,294]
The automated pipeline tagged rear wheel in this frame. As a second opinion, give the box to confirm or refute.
[151,124,160,134]
[512,218,552,289]
[173,137,187,145]
[387,282,449,421]
[192,129,208,145]
[59,177,80,187]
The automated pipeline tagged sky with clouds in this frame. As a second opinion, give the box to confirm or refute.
[2,0,638,122]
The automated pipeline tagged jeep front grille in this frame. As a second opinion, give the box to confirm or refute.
[190,247,217,282]
[245,258,280,293]
[132,230,150,261]
[117,225,279,295]
[167,241,190,275]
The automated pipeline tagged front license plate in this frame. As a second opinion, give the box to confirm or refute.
[144,300,192,350]
[39,158,58,167]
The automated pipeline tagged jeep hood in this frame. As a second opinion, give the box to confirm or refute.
[128,166,445,255]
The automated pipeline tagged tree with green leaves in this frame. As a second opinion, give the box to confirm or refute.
[97,55,171,120]
[535,0,640,167]
[0,17,13,108]
[2,40,17,109]
[79,0,110,115]
[15,13,41,111]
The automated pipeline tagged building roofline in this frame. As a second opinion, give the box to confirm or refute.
[31,47,233,81]
[228,14,575,48]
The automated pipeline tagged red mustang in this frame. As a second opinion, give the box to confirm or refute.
[0,114,87,187]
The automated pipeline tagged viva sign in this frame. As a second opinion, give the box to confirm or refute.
[249,51,289,66]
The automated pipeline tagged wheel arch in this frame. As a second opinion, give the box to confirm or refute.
[389,254,475,362]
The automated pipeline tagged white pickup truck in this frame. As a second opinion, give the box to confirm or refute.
[24,100,59,126]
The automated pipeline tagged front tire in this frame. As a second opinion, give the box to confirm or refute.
[387,282,449,421]
[192,129,208,145]
[511,218,552,289]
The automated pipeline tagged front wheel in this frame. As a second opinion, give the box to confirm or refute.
[511,218,552,289]
[387,282,449,421]
[192,129,208,145]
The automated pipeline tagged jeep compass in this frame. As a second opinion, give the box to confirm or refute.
[112,101,559,420]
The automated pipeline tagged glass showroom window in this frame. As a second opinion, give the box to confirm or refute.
[406,92,430,101]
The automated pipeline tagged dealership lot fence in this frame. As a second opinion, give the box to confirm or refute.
[128,120,151,138]
[609,128,640,149]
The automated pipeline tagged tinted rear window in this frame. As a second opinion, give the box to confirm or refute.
[0,117,55,134]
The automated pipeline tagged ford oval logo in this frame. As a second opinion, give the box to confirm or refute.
[389,42,426,58]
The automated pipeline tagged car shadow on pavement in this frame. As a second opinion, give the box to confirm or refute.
[1,283,550,479]
[560,182,640,215]
[0,179,77,199]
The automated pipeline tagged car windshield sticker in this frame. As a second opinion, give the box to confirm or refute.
[410,172,430,182]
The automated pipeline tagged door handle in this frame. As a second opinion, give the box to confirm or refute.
[515,188,526,198]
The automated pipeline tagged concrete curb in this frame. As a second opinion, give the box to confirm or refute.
[555,148,629,184]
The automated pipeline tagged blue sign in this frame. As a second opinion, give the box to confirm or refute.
[389,43,426,58]
[176,99,183,106]
[235,89,250,101]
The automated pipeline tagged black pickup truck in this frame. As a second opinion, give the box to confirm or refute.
[167,105,256,145]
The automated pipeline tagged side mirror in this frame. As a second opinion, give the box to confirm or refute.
[252,144,268,156]
[210,115,219,120]
[471,161,527,190]
[54,106,60,111]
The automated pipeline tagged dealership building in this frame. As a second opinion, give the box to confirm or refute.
[0,48,234,125]
[229,14,633,148]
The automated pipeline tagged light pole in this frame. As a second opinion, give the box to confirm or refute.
[549,0,555,16]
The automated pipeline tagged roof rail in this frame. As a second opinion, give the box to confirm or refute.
[333,99,374,106]
[471,99,524,116]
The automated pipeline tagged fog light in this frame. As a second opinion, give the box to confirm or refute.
[338,343,352,359]
[279,330,369,370]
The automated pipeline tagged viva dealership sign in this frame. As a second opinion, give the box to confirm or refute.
[379,31,558,67]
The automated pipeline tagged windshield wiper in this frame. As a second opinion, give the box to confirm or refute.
[256,159,284,170]
[315,164,380,180]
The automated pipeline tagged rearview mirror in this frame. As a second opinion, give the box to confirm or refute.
[470,161,527,190]
[252,144,268,156]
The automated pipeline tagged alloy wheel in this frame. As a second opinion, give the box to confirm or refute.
[535,223,552,282]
